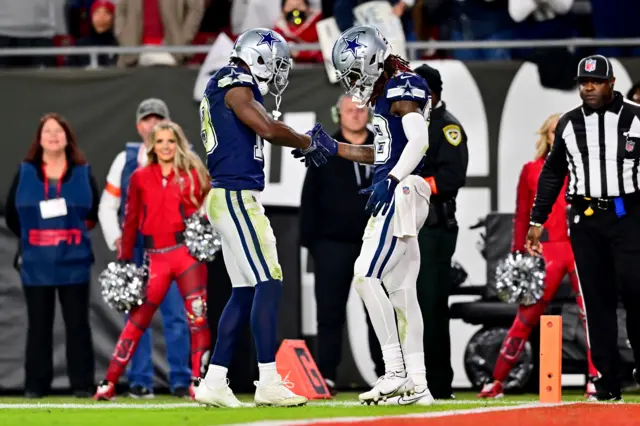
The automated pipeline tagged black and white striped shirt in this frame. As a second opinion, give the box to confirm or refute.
[531,92,640,224]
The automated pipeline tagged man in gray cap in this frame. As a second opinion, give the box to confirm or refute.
[98,98,193,398]
[413,64,469,400]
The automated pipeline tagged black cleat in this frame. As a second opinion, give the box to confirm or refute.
[128,385,154,399]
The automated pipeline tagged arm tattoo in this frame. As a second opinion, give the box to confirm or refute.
[337,143,375,164]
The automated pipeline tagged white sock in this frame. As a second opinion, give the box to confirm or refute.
[381,343,405,374]
[404,352,427,387]
[204,365,228,387]
[258,362,279,384]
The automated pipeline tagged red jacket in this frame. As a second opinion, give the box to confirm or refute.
[273,10,323,63]
[512,156,569,252]
[120,163,205,260]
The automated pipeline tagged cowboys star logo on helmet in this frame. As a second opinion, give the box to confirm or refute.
[228,28,291,97]
[257,31,280,49]
[340,34,365,57]
[331,25,391,107]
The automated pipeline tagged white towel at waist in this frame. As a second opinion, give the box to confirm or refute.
[392,175,431,238]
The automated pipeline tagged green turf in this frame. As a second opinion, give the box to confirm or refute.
[0,391,638,426]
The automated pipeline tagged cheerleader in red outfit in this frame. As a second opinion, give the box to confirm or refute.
[95,122,211,401]
[478,113,599,399]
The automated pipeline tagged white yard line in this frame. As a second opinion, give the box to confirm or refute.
[225,402,579,426]
[0,399,550,409]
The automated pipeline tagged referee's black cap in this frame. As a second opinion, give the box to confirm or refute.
[414,64,443,95]
[576,55,614,80]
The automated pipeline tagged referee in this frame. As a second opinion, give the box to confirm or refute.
[527,55,640,401]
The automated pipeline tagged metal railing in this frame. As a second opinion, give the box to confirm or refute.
[0,38,638,68]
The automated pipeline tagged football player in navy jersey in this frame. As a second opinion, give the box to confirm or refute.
[295,25,434,406]
[195,28,330,408]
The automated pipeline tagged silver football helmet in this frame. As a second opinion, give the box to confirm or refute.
[230,28,292,110]
[332,25,391,107]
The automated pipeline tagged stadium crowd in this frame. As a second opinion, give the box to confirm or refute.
[0,0,639,68]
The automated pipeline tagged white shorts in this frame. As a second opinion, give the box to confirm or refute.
[205,188,282,287]
[353,176,430,293]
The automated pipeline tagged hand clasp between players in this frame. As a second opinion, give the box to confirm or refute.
[292,123,338,167]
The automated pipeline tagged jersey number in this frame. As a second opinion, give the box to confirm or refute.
[200,95,264,162]
[200,96,218,154]
[254,135,264,161]
[372,115,392,165]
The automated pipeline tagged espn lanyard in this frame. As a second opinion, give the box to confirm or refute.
[42,163,67,200]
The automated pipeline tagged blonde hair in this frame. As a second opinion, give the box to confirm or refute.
[148,121,210,205]
[534,113,562,160]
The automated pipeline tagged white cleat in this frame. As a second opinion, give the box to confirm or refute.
[194,378,248,408]
[359,371,415,405]
[254,373,308,407]
[383,385,434,406]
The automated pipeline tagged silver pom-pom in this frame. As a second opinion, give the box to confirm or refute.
[494,252,546,306]
[183,213,222,262]
[99,262,147,313]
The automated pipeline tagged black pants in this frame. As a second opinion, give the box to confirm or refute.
[416,224,458,398]
[569,199,640,394]
[312,240,384,383]
[23,283,95,394]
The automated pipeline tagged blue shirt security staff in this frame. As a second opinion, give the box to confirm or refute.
[5,114,100,398]
[98,98,191,398]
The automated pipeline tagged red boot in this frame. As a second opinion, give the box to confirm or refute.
[94,380,116,401]
[477,381,504,399]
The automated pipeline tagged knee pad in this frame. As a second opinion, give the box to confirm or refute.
[185,289,208,328]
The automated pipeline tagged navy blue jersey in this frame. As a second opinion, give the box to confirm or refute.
[200,65,266,191]
[372,72,431,184]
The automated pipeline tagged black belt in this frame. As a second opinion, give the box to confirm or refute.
[143,232,185,249]
[567,193,640,215]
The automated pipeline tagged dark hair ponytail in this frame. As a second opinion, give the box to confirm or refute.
[369,54,412,106]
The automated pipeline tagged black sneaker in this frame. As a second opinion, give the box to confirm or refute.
[324,379,338,397]
[73,390,93,398]
[128,385,154,399]
[172,387,191,398]
[633,368,640,385]
[587,389,622,402]
[434,393,456,400]
[24,391,43,399]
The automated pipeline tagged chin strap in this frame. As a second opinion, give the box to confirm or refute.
[272,93,282,120]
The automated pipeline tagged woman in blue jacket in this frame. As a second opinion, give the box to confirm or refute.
[5,113,100,398]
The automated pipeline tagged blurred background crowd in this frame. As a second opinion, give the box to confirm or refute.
[2,0,639,69]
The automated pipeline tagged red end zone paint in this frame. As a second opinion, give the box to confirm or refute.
[300,404,639,426]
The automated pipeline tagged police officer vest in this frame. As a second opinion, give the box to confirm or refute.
[15,162,94,286]
[119,142,145,265]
